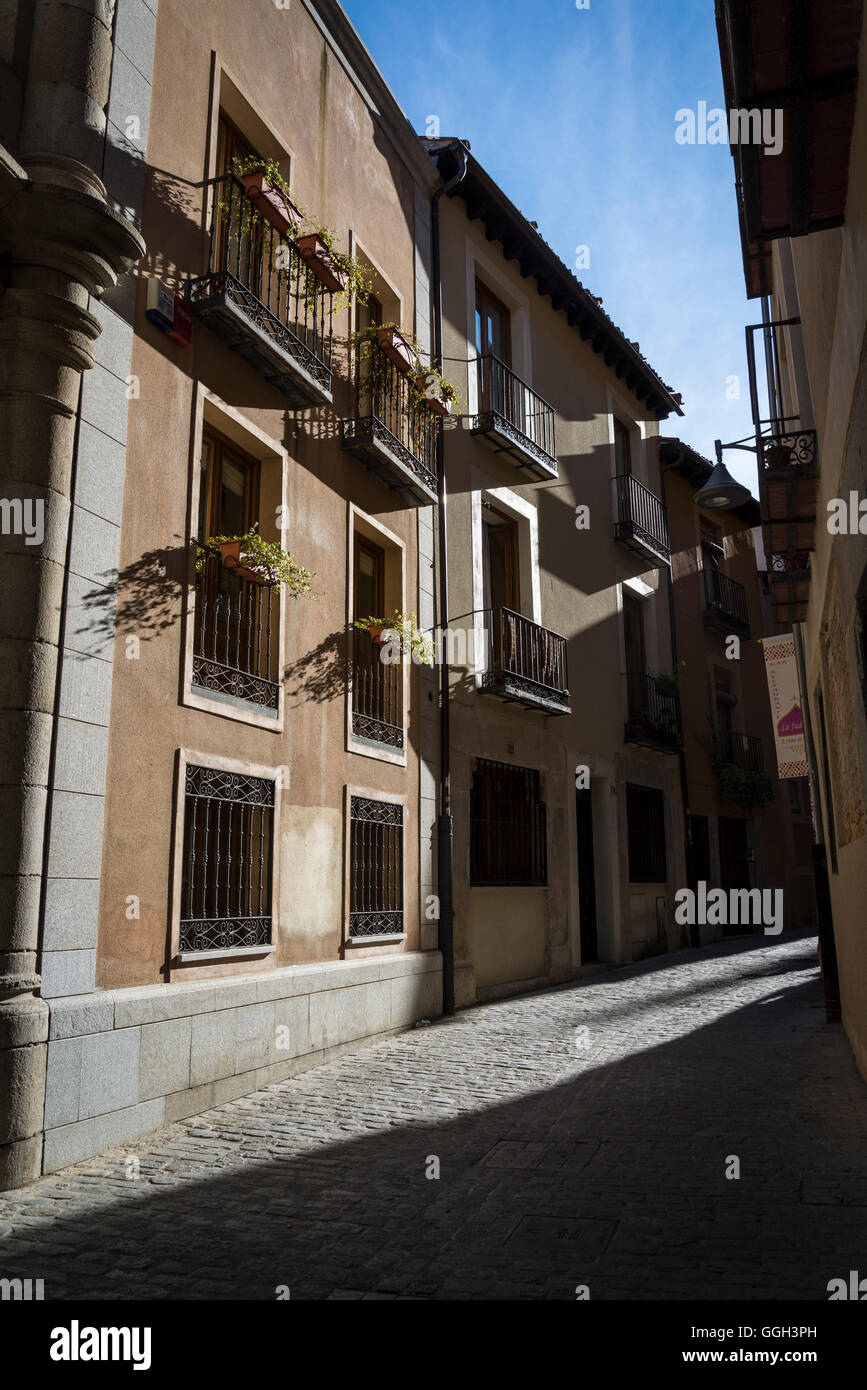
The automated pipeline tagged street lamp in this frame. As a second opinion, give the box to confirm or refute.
[693,440,753,510]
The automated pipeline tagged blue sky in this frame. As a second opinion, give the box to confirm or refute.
[342,0,763,492]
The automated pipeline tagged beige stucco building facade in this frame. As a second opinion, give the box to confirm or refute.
[1,0,443,1187]
[716,0,867,1070]
[424,140,688,1004]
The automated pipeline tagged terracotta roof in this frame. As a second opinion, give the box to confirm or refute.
[421,138,684,420]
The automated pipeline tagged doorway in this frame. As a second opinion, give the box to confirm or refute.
[576,787,598,962]
[718,816,751,934]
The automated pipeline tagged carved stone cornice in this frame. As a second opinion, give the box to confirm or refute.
[0,150,145,297]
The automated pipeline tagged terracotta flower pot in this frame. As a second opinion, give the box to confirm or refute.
[377,326,415,374]
[415,374,454,415]
[763,442,792,470]
[241,171,301,236]
[297,234,348,293]
[219,539,269,586]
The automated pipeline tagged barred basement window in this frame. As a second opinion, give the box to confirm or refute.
[349,796,403,938]
[180,764,275,952]
[470,758,547,886]
[626,783,666,883]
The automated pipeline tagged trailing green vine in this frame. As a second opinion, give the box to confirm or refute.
[200,523,318,598]
[343,322,462,413]
[354,610,434,665]
[219,156,372,309]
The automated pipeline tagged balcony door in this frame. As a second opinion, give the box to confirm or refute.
[483,506,520,616]
[357,293,386,421]
[476,279,513,422]
[215,113,264,291]
[483,506,521,677]
[623,592,647,718]
[614,418,632,476]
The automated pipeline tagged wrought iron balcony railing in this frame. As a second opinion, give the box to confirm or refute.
[614,473,670,565]
[471,354,558,479]
[479,606,570,714]
[352,629,404,750]
[703,567,750,637]
[341,340,438,504]
[188,173,334,407]
[192,541,280,712]
[719,730,764,775]
[758,427,819,581]
[623,672,682,751]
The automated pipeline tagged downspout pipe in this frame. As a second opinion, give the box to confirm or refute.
[430,141,467,1015]
[658,445,698,947]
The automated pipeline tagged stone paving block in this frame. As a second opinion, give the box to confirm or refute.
[2,932,865,1304]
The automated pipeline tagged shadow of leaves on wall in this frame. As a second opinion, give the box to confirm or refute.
[78,545,187,647]
[283,626,349,706]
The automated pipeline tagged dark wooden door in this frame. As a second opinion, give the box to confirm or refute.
[718,816,751,934]
[576,788,598,961]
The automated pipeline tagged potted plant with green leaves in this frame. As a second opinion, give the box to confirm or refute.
[232,156,302,236]
[377,324,417,374]
[296,226,372,307]
[415,366,457,416]
[354,610,434,665]
[205,523,317,596]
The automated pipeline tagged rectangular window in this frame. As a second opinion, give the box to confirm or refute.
[193,430,277,710]
[622,592,646,675]
[179,763,275,952]
[614,418,632,475]
[351,535,402,749]
[475,280,511,364]
[349,796,404,938]
[470,758,547,886]
[198,429,259,541]
[482,502,521,614]
[626,783,666,883]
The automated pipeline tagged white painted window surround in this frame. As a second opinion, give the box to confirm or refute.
[471,486,541,684]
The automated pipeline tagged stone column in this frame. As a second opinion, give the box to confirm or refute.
[0,0,144,1188]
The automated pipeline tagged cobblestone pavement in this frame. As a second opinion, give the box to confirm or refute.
[2,931,867,1301]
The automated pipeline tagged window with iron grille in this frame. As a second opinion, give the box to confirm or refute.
[349,796,403,938]
[626,783,667,883]
[470,758,547,886]
[179,764,275,952]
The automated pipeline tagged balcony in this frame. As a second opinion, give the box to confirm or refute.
[192,542,280,713]
[719,730,764,775]
[479,607,570,715]
[341,341,438,505]
[352,630,404,750]
[614,474,670,566]
[623,672,681,752]
[188,174,333,407]
[758,429,818,624]
[703,568,750,638]
[471,354,558,479]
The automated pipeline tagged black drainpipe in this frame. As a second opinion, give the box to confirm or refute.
[430,141,467,1015]
[658,446,698,947]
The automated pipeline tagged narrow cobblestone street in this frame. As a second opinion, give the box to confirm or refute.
[2,932,866,1301]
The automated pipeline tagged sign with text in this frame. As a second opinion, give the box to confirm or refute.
[759,634,807,779]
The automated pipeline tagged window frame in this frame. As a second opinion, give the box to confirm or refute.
[169,747,285,975]
[470,757,548,888]
[626,783,667,884]
[475,278,512,366]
